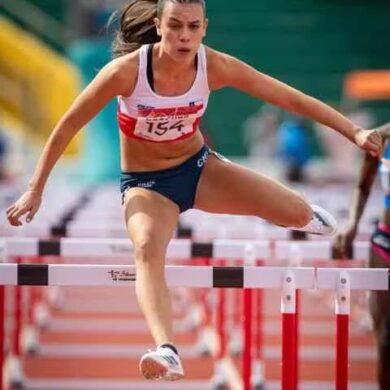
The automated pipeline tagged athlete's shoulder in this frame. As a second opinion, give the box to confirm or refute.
[101,50,140,96]
[204,46,243,75]
[106,50,139,80]
[203,45,241,90]
[204,45,235,65]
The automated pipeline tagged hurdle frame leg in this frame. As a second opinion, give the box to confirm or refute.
[281,270,297,390]
[336,271,351,390]
[0,285,4,390]
[242,288,252,390]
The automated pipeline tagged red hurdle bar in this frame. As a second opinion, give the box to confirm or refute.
[0,284,4,390]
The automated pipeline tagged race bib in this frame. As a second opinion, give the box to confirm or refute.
[133,104,203,142]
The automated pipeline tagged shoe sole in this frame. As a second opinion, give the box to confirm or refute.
[140,356,167,380]
[139,356,184,381]
[164,372,185,381]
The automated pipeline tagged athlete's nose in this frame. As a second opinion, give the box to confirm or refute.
[179,27,191,42]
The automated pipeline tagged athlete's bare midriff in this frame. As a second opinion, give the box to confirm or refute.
[120,130,204,172]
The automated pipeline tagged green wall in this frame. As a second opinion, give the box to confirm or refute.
[204,0,390,154]
[15,0,66,22]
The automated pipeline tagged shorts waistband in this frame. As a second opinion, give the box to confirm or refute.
[121,145,209,177]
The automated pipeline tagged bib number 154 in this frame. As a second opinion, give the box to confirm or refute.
[146,120,185,136]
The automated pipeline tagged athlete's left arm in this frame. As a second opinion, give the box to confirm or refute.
[206,47,384,157]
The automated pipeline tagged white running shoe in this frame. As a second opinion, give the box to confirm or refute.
[293,204,337,236]
[139,346,184,381]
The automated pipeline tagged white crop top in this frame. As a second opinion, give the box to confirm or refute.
[117,44,210,143]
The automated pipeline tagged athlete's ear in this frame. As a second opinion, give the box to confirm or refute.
[154,17,162,36]
[202,18,208,37]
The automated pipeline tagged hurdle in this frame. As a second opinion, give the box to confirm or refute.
[0,261,314,390]
[1,238,386,390]
[1,262,389,390]
[317,268,390,390]
[1,184,379,241]
[0,237,370,260]
[0,216,377,240]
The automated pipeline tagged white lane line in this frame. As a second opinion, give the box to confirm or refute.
[37,344,200,358]
[24,379,378,390]
[25,380,211,390]
[46,318,370,336]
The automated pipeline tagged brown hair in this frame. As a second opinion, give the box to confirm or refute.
[110,0,206,58]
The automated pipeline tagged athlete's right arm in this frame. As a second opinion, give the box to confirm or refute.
[6,55,138,226]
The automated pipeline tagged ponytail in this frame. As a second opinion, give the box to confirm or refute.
[110,0,160,58]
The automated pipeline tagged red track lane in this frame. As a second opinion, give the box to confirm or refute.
[14,286,378,386]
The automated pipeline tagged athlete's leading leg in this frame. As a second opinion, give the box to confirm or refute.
[194,154,335,233]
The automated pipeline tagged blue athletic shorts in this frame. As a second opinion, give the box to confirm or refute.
[120,145,214,212]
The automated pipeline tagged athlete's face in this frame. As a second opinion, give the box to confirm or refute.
[155,2,208,61]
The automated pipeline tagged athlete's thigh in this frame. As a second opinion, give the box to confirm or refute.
[194,154,308,224]
[123,188,180,256]
[369,251,390,324]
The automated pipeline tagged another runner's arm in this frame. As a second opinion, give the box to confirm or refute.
[206,47,361,144]
[347,153,379,232]
[28,56,138,193]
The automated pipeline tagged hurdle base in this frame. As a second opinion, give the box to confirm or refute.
[3,355,25,389]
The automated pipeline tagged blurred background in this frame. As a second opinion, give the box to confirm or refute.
[1,2,390,389]
[1,0,390,185]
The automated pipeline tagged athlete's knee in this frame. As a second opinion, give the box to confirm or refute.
[133,236,165,264]
[284,193,312,228]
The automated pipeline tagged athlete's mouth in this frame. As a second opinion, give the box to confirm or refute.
[178,48,191,53]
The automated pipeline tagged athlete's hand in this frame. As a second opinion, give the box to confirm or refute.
[6,190,42,226]
[332,227,357,259]
[354,128,384,157]
[375,122,390,167]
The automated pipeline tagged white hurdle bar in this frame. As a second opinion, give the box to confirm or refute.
[1,238,269,259]
[0,264,316,288]
[0,237,370,260]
